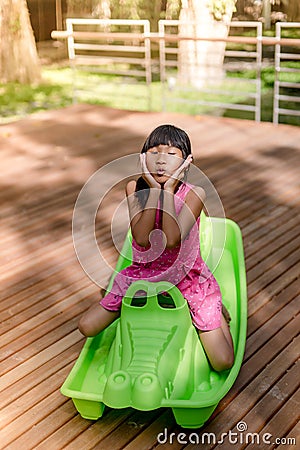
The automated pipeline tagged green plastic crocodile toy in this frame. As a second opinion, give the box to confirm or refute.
[61,213,247,428]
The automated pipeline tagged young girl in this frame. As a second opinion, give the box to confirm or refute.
[79,124,234,372]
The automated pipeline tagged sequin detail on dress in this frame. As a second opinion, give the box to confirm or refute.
[100,182,222,331]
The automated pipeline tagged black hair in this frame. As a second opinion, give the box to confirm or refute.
[135,124,192,207]
[141,124,191,158]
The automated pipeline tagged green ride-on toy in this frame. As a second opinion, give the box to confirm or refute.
[61,213,247,428]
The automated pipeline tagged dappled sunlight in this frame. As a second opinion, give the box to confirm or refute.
[0,105,299,447]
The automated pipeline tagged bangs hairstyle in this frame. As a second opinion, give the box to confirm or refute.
[141,124,191,159]
[135,124,192,207]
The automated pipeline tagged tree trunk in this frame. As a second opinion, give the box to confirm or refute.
[0,0,41,83]
[67,0,93,16]
[94,0,111,19]
[67,0,113,19]
[178,0,234,89]
[262,0,271,30]
[287,0,300,21]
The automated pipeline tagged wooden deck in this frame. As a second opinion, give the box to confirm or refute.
[0,105,299,450]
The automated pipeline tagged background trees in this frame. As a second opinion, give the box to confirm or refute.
[287,0,300,21]
[178,0,237,87]
[0,0,41,83]
[66,1,298,24]
[0,1,298,86]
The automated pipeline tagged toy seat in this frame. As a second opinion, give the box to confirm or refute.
[61,213,247,428]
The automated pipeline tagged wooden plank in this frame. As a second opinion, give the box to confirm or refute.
[64,409,160,450]
[242,205,289,238]
[35,408,135,450]
[253,388,300,450]
[0,257,82,309]
[248,260,300,316]
[0,223,118,307]
[244,296,299,361]
[0,286,93,351]
[243,206,299,249]
[182,336,299,450]
[121,410,175,450]
[0,310,87,375]
[0,331,82,392]
[0,259,91,320]
[247,234,300,285]
[247,277,300,336]
[245,214,300,270]
[236,361,299,436]
[0,268,89,325]
[0,188,124,278]
[2,393,71,449]
[0,363,76,429]
[275,422,299,450]
[207,317,299,417]
[247,250,300,300]
[0,341,83,410]
[220,154,300,214]
[1,106,300,449]
[207,361,299,449]
[0,235,116,300]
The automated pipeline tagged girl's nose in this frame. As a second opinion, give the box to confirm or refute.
[157,153,166,164]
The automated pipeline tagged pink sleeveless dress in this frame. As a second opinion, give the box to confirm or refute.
[100,182,222,331]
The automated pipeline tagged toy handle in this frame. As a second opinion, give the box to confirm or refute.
[124,280,185,309]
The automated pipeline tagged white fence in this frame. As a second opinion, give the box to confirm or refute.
[65,18,152,108]
[52,19,300,124]
[273,22,300,124]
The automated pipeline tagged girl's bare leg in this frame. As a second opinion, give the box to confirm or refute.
[78,303,120,337]
[198,315,234,372]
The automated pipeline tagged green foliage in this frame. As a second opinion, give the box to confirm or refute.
[207,0,237,21]
[0,71,72,121]
[227,63,300,88]
[0,64,299,126]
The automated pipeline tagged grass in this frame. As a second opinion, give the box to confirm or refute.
[0,64,299,126]
[0,70,73,122]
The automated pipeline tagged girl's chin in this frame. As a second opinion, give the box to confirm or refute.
[156,178,168,185]
[154,174,170,183]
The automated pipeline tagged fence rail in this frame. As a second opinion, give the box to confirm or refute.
[51,31,300,47]
[273,22,300,124]
[51,19,300,124]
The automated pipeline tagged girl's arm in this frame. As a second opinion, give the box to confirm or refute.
[126,177,161,247]
[162,156,206,248]
[162,185,205,248]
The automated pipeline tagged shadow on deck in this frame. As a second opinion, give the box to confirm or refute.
[0,105,299,449]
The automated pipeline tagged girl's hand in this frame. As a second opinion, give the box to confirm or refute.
[164,154,193,192]
[140,153,161,189]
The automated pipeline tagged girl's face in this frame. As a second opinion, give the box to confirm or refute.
[146,144,184,184]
